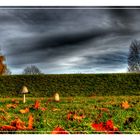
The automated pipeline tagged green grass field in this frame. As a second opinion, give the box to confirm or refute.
[0,96,140,134]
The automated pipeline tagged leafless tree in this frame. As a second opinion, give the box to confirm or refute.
[128,40,140,72]
[23,65,42,75]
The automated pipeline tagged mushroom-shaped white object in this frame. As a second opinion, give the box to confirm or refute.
[54,93,60,102]
[21,86,28,103]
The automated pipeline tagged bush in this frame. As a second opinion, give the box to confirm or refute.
[0,73,140,97]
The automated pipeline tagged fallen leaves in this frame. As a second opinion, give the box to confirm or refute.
[73,114,85,121]
[0,97,137,134]
[11,118,26,130]
[34,100,40,109]
[0,108,7,114]
[0,115,8,121]
[6,104,17,109]
[0,108,11,121]
[31,100,47,111]
[51,126,69,134]
[0,114,34,131]
[67,112,85,121]
[1,125,17,131]
[0,118,26,131]
[91,120,120,134]
[20,108,29,114]
[28,114,34,130]
[121,101,130,109]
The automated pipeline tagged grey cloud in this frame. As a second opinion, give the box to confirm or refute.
[1,7,140,74]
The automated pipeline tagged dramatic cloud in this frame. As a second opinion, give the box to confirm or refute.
[1,7,140,74]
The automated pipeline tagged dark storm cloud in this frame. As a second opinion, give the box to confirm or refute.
[6,27,135,56]
[1,7,140,74]
[76,51,128,69]
[109,9,131,22]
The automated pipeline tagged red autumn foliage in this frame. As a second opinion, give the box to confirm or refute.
[28,114,34,130]
[91,120,119,134]
[1,125,17,131]
[0,118,26,131]
[11,118,26,130]
[92,122,105,131]
[34,100,40,109]
[51,127,69,134]
[0,115,34,131]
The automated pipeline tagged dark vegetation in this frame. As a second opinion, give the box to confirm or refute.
[0,73,140,97]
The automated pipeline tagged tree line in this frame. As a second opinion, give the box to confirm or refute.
[0,62,42,75]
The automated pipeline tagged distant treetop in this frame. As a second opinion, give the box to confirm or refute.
[22,65,42,75]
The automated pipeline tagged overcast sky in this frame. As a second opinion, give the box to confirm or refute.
[1,7,140,74]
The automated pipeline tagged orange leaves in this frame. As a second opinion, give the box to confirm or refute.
[11,118,26,130]
[28,114,34,130]
[51,127,69,134]
[20,108,29,114]
[91,120,119,134]
[0,115,8,121]
[92,122,105,131]
[0,114,34,131]
[6,104,17,109]
[34,100,40,109]
[73,114,85,121]
[0,108,10,122]
[0,108,7,114]
[1,118,26,131]
[121,101,130,109]
[32,100,47,111]
[67,112,85,121]
[1,125,17,131]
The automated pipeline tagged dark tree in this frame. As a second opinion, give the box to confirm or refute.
[128,40,140,72]
[23,65,42,75]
